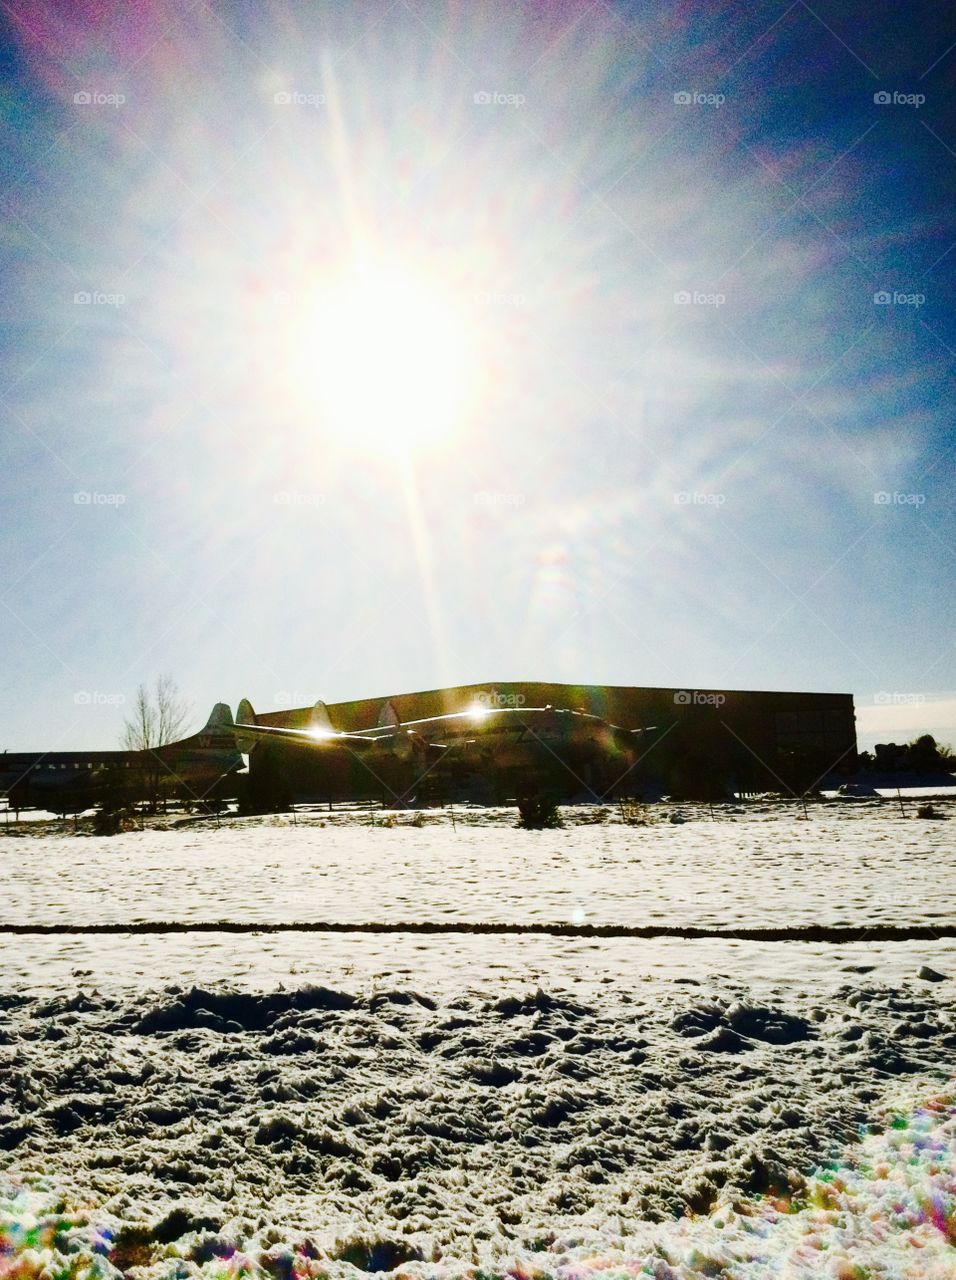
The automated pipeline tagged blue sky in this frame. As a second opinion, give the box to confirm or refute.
[0,0,953,752]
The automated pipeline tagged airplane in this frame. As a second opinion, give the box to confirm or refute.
[233,696,655,807]
[233,698,433,810]
[0,703,244,816]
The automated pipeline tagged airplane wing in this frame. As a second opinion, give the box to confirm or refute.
[234,703,646,752]
[234,697,401,748]
[233,720,382,746]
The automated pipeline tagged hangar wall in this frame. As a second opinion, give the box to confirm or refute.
[253,682,857,791]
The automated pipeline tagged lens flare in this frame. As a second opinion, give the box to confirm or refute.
[287,260,475,454]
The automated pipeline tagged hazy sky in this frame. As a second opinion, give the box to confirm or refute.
[1,0,953,751]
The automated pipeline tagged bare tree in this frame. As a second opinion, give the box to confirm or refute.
[122,684,155,753]
[156,674,190,747]
[121,676,191,812]
[122,675,190,751]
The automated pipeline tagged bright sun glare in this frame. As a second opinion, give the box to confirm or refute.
[293,261,475,453]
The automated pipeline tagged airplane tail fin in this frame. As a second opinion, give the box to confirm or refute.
[377,699,401,731]
[233,699,259,753]
[374,699,409,756]
[309,700,334,734]
[202,702,234,732]
[171,701,240,757]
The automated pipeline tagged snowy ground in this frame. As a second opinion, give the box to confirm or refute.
[0,799,954,1276]
[2,796,953,932]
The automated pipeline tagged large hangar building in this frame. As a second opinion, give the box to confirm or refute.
[244,682,856,803]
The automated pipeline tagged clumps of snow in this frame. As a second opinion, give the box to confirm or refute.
[133,984,357,1034]
[332,1234,425,1272]
[489,989,588,1022]
[673,999,812,1050]
[3,1082,956,1278]
[920,965,948,982]
[464,1059,517,1088]
[1,974,955,1265]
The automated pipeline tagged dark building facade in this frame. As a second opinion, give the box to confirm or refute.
[249,683,856,801]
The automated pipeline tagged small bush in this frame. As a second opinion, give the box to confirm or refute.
[92,807,139,836]
[577,807,610,824]
[619,801,652,826]
[516,792,561,829]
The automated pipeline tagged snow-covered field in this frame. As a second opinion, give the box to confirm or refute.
[1,799,954,1277]
[2,797,953,932]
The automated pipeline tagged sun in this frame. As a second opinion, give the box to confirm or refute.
[291,260,476,453]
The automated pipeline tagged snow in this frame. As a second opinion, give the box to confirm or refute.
[2,797,953,933]
[0,799,953,1277]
